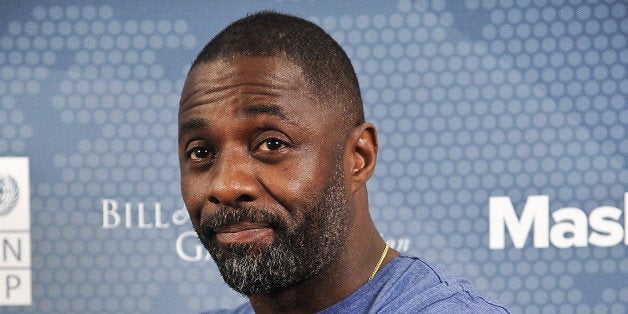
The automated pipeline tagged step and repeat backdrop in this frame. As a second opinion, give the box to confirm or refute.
[0,0,626,313]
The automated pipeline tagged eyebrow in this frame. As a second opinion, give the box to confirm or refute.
[178,104,294,143]
[178,118,209,142]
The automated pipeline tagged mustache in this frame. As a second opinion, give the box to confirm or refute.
[200,206,288,237]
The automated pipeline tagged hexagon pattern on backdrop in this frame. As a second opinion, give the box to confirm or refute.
[0,1,626,313]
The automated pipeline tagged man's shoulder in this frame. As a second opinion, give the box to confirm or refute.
[206,255,509,313]
[322,254,509,313]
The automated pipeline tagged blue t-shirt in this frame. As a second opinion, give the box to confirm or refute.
[216,255,509,313]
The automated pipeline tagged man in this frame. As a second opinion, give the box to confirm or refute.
[178,11,508,313]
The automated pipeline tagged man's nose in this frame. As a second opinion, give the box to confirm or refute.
[207,152,258,206]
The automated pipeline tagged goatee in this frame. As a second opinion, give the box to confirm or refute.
[197,164,350,295]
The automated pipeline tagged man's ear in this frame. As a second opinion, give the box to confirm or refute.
[345,122,378,193]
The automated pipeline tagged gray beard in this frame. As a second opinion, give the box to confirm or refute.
[199,162,350,295]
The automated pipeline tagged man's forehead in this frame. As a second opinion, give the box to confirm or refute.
[179,55,311,113]
[186,55,305,88]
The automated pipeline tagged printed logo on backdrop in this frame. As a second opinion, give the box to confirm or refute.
[0,157,32,306]
[101,199,411,261]
[0,175,19,216]
[489,193,628,249]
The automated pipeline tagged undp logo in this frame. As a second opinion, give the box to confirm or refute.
[0,174,19,216]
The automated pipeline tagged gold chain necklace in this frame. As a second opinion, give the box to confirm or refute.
[368,243,389,280]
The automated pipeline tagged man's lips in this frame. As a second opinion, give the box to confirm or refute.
[214,222,274,245]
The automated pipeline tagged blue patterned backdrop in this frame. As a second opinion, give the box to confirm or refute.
[0,0,626,313]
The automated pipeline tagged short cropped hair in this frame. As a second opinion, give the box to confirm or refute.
[192,11,365,128]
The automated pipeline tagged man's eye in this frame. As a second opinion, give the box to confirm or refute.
[259,139,285,151]
[188,147,212,160]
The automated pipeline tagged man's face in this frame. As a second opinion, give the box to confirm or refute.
[178,55,351,295]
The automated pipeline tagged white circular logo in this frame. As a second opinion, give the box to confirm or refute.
[0,174,19,216]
